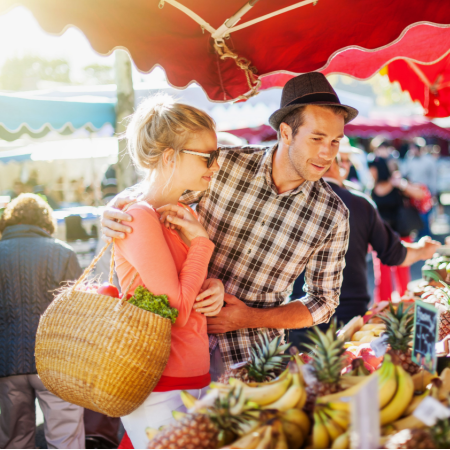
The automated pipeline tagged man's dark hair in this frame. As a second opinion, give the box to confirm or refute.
[277,105,349,140]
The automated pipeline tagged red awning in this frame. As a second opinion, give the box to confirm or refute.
[2,1,450,101]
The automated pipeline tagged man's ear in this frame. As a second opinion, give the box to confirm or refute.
[279,123,293,146]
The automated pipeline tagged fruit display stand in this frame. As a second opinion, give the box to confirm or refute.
[144,309,450,449]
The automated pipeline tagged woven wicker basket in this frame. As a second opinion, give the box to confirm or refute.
[35,242,171,417]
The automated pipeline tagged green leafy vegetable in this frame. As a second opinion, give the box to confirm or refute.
[128,286,178,324]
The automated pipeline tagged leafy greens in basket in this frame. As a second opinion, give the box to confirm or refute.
[128,286,178,324]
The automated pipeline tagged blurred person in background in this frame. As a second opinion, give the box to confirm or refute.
[369,157,429,302]
[8,180,24,200]
[0,194,84,449]
[290,151,439,348]
[402,141,437,238]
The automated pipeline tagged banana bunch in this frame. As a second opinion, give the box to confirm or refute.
[310,353,417,448]
[223,419,292,450]
[349,323,386,345]
[211,360,307,412]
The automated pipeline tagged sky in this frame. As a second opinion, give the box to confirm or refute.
[0,5,166,85]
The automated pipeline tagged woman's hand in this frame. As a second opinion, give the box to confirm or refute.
[157,204,209,244]
[100,194,136,242]
[194,278,224,316]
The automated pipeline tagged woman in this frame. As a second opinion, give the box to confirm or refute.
[114,95,224,449]
[0,194,84,449]
[369,157,427,302]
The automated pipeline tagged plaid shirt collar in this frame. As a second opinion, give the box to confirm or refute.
[255,144,314,198]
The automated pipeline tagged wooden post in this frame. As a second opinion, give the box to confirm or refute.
[114,49,137,191]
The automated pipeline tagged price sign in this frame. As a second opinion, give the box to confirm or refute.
[413,397,450,426]
[412,300,439,373]
[350,373,380,449]
[370,335,388,358]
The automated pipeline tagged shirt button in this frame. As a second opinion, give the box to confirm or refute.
[247,249,251,254]
[261,221,266,226]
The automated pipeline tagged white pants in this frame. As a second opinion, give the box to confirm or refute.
[121,388,208,450]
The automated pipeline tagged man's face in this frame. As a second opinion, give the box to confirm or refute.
[284,105,345,182]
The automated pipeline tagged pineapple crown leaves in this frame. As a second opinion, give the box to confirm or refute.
[208,387,257,435]
[303,319,346,385]
[430,418,450,449]
[378,303,414,351]
[248,332,291,381]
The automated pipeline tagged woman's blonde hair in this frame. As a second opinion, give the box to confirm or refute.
[127,94,215,180]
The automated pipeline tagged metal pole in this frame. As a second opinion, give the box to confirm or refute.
[114,49,136,191]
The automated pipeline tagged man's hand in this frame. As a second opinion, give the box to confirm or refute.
[416,236,441,260]
[401,235,441,266]
[194,278,224,317]
[100,194,136,242]
[207,294,249,334]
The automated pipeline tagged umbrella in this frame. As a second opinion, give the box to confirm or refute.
[1,1,449,101]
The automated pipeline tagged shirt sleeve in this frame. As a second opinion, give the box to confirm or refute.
[368,204,407,266]
[301,210,350,325]
[116,205,215,328]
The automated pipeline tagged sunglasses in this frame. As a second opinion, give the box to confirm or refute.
[181,148,220,169]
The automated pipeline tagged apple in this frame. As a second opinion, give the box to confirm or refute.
[359,348,383,369]
[97,283,120,298]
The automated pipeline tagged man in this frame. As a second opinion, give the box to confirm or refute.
[291,148,440,342]
[101,73,356,374]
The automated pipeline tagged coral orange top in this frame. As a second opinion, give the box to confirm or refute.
[114,202,214,386]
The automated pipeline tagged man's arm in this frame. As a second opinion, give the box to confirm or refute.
[207,294,313,334]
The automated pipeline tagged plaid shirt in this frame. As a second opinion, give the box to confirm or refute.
[180,145,349,368]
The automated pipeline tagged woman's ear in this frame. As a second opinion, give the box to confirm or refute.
[162,148,176,166]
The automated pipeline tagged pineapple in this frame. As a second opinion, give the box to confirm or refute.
[148,388,256,449]
[384,428,436,449]
[218,332,291,384]
[303,319,346,397]
[378,303,421,375]
[430,417,450,449]
[384,419,450,449]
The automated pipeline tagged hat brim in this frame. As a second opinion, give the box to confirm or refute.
[268,102,359,131]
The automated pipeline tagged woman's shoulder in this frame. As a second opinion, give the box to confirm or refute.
[125,201,160,224]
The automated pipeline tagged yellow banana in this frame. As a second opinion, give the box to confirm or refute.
[331,431,349,449]
[145,427,159,441]
[279,409,311,437]
[226,427,266,449]
[411,369,437,393]
[389,414,426,432]
[172,410,187,421]
[403,389,430,417]
[180,390,197,409]
[296,384,307,409]
[325,355,397,412]
[378,358,398,409]
[281,421,304,449]
[244,368,290,388]
[323,407,349,430]
[340,375,367,389]
[380,364,414,426]
[272,419,290,449]
[312,411,331,449]
[262,385,303,412]
[256,425,273,449]
[235,376,292,406]
[318,410,345,442]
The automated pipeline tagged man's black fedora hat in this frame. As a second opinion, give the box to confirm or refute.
[268,72,359,131]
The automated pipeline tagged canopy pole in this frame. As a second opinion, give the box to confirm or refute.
[211,1,259,40]
[225,0,319,36]
[158,0,216,34]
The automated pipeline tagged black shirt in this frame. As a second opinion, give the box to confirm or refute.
[292,181,407,324]
[371,187,404,234]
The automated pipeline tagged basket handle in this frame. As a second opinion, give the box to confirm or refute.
[72,240,139,306]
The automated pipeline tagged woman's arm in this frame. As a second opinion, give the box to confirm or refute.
[116,205,215,327]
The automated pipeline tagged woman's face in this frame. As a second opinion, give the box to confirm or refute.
[172,129,220,192]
